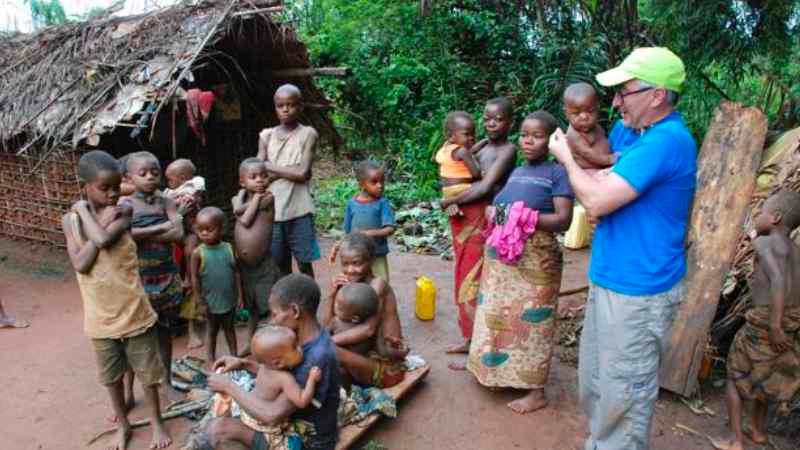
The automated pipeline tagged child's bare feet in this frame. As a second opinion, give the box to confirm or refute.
[447,360,467,371]
[108,423,132,450]
[710,436,745,450]
[149,420,172,449]
[445,340,470,354]
[507,389,548,414]
[744,426,768,444]
[187,337,203,350]
[0,314,29,329]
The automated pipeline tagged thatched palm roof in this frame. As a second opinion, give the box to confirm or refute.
[0,0,339,165]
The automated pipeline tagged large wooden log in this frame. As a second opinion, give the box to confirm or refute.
[659,101,767,396]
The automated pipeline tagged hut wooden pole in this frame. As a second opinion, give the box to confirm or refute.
[171,98,177,159]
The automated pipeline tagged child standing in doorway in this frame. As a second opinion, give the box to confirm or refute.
[257,83,321,279]
[164,158,207,350]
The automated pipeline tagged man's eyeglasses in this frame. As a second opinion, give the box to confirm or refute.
[614,86,653,103]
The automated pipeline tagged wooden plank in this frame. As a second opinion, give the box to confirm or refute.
[659,102,767,396]
[336,365,431,450]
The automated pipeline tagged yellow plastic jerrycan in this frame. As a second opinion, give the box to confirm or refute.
[415,276,436,321]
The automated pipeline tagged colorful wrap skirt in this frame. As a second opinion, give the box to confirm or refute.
[467,231,563,389]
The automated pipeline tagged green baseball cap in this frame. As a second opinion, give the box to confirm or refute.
[596,47,686,93]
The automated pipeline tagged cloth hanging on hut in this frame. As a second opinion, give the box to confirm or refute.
[186,88,216,146]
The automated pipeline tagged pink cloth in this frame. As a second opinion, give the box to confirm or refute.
[485,201,539,265]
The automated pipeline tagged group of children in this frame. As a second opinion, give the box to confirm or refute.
[63,73,800,449]
[65,83,413,449]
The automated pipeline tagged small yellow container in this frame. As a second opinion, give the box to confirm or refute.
[415,276,436,321]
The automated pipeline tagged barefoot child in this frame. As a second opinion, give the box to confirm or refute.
[325,233,408,388]
[164,158,207,350]
[62,150,171,449]
[257,83,321,279]
[328,160,396,282]
[120,151,185,403]
[190,207,239,364]
[233,158,280,356]
[562,82,615,174]
[210,325,322,450]
[715,190,800,450]
[435,111,481,217]
[466,111,573,414]
[0,297,29,329]
[440,97,517,356]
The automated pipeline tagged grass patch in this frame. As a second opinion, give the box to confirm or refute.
[361,440,387,450]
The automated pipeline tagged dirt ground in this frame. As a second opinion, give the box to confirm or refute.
[0,237,780,450]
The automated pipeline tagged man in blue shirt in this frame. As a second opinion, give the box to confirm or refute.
[548,47,697,450]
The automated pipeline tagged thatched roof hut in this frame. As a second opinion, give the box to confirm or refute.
[0,0,340,246]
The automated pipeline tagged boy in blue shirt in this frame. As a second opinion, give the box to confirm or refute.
[329,161,396,281]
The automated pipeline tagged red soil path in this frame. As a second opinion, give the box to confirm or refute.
[0,238,757,450]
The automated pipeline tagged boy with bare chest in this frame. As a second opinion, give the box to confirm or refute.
[716,191,800,450]
[233,158,280,355]
[439,97,517,356]
[257,84,320,279]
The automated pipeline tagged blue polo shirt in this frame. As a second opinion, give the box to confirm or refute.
[589,112,697,295]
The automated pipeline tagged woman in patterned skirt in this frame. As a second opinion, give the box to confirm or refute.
[466,111,573,413]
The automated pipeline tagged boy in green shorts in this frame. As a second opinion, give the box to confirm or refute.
[63,150,171,450]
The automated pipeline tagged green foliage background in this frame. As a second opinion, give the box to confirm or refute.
[286,0,799,205]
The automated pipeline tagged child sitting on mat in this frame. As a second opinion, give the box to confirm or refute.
[325,233,408,388]
[210,325,322,450]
